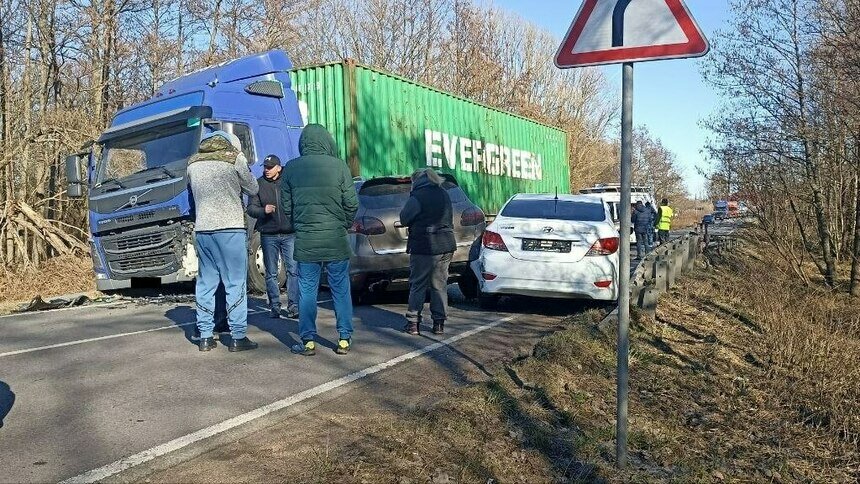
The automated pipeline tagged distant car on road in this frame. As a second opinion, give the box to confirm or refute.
[467,194,620,308]
[347,174,486,301]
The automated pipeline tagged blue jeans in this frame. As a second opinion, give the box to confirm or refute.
[195,230,248,339]
[635,231,649,259]
[261,234,299,311]
[297,259,353,342]
[646,228,655,247]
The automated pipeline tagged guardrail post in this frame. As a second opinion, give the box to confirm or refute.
[637,286,659,318]
[655,259,669,292]
[689,234,699,262]
[666,250,678,288]
[677,237,691,272]
[641,256,658,283]
[670,242,683,276]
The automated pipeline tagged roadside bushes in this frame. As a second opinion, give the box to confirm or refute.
[695,237,860,448]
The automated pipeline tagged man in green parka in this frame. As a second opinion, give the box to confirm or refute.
[281,124,359,356]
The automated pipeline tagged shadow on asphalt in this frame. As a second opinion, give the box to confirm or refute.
[0,380,14,429]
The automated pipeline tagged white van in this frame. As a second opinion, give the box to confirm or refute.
[578,184,657,243]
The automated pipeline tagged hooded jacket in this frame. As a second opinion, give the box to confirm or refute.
[399,171,456,255]
[631,204,652,233]
[280,124,359,262]
[187,131,258,232]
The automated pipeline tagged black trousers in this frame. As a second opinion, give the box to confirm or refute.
[406,252,453,323]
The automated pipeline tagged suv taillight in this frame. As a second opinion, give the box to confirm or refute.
[349,217,386,235]
[461,207,485,226]
[482,230,508,251]
[586,237,619,256]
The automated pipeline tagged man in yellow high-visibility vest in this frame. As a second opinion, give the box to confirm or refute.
[656,198,674,244]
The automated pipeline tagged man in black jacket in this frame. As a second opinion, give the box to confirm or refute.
[400,168,457,335]
[247,154,299,319]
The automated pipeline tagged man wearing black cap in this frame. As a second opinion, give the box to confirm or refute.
[247,154,299,319]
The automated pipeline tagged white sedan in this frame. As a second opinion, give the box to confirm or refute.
[471,194,620,307]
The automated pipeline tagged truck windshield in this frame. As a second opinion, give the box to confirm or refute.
[96,122,200,184]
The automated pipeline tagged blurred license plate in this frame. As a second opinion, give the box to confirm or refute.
[522,239,571,253]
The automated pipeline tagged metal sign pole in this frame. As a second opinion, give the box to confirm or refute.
[616,61,634,468]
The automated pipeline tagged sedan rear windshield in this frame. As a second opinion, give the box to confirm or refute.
[501,199,606,222]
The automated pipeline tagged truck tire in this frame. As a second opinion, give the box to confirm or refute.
[247,231,286,295]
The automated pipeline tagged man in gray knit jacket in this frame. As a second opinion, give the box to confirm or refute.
[187,131,259,352]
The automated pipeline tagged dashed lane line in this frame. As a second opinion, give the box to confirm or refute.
[60,315,517,484]
[0,300,335,357]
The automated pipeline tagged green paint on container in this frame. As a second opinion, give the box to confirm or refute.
[290,61,569,215]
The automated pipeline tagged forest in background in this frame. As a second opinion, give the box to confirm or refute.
[0,0,689,271]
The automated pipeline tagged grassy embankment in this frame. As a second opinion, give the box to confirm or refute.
[290,234,859,482]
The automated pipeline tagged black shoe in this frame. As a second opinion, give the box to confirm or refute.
[191,327,201,342]
[270,308,281,319]
[198,337,217,352]
[229,337,259,352]
[432,320,445,335]
[285,306,299,319]
[403,321,420,335]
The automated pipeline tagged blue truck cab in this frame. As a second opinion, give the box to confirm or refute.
[65,50,305,292]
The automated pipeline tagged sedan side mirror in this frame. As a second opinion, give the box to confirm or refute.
[65,154,85,198]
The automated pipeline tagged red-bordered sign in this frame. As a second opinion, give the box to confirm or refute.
[555,0,709,68]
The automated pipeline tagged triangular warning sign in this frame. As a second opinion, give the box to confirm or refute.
[555,0,709,68]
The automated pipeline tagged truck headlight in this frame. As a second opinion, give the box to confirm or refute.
[89,240,106,273]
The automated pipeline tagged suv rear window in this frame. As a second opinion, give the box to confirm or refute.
[501,199,607,222]
[359,183,411,197]
[358,179,411,209]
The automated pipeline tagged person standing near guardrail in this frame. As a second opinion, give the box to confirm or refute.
[645,201,658,248]
[632,201,652,259]
[657,198,674,244]
[247,154,300,320]
[281,124,359,356]
[400,168,457,336]
[187,131,259,353]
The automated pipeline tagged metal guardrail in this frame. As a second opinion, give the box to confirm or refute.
[629,231,703,317]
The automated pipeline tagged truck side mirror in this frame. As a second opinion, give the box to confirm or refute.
[65,154,84,198]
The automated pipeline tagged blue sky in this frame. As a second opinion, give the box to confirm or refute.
[492,0,731,196]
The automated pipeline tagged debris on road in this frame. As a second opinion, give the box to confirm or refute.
[13,294,93,313]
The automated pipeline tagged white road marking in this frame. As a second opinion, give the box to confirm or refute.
[60,315,517,484]
[0,322,197,358]
[0,301,332,357]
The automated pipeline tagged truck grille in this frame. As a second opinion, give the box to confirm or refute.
[113,232,169,252]
[101,224,185,278]
[113,255,173,273]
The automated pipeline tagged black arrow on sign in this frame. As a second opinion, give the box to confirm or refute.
[612,0,634,47]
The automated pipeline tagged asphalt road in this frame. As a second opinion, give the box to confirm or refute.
[0,221,737,483]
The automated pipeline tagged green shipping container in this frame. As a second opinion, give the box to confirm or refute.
[289,61,569,215]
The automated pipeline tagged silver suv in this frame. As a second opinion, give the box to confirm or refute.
[347,174,486,300]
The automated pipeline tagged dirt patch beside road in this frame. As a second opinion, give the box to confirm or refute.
[0,255,97,313]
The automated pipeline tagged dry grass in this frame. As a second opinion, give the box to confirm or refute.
[0,255,97,310]
[267,235,859,483]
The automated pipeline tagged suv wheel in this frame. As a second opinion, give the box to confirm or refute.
[457,270,479,300]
